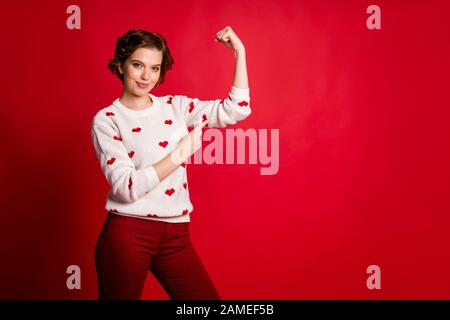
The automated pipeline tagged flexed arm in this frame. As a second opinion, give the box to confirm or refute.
[215,26,248,89]
[171,26,252,129]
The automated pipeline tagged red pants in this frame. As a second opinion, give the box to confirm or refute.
[94,212,220,300]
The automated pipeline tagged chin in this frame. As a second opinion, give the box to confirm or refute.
[135,90,149,96]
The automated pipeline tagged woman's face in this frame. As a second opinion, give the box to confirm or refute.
[119,47,163,97]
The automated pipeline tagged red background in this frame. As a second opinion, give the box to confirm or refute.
[1,0,449,299]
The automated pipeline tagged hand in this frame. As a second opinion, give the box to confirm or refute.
[170,120,208,166]
[214,26,245,54]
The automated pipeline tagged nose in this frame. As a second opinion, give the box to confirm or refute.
[140,68,150,80]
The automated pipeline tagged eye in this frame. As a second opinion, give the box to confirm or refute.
[153,67,160,72]
[133,63,141,68]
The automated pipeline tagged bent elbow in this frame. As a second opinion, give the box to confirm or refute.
[110,186,135,203]
[109,173,137,203]
[237,103,252,122]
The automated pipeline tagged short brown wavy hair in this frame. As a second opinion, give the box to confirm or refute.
[107,29,174,87]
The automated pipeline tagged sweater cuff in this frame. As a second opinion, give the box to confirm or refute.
[143,165,160,190]
[230,86,249,99]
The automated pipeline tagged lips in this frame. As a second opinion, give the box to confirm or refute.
[136,81,149,88]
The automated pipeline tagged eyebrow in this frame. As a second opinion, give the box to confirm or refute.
[130,59,161,67]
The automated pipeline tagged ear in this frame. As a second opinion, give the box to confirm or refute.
[118,63,123,75]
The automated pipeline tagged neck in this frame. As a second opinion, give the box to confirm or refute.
[119,91,153,110]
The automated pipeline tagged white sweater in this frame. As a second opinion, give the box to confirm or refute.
[90,86,251,223]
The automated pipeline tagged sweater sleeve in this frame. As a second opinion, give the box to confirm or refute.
[90,120,161,203]
[171,86,251,128]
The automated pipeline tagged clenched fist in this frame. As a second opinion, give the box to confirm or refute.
[214,26,245,54]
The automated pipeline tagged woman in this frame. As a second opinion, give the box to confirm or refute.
[90,26,251,300]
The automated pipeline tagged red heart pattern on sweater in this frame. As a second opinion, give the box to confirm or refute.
[189,101,195,113]
[202,114,208,127]
[165,188,175,196]
[99,92,250,220]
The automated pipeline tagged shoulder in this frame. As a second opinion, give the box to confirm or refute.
[91,103,117,129]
